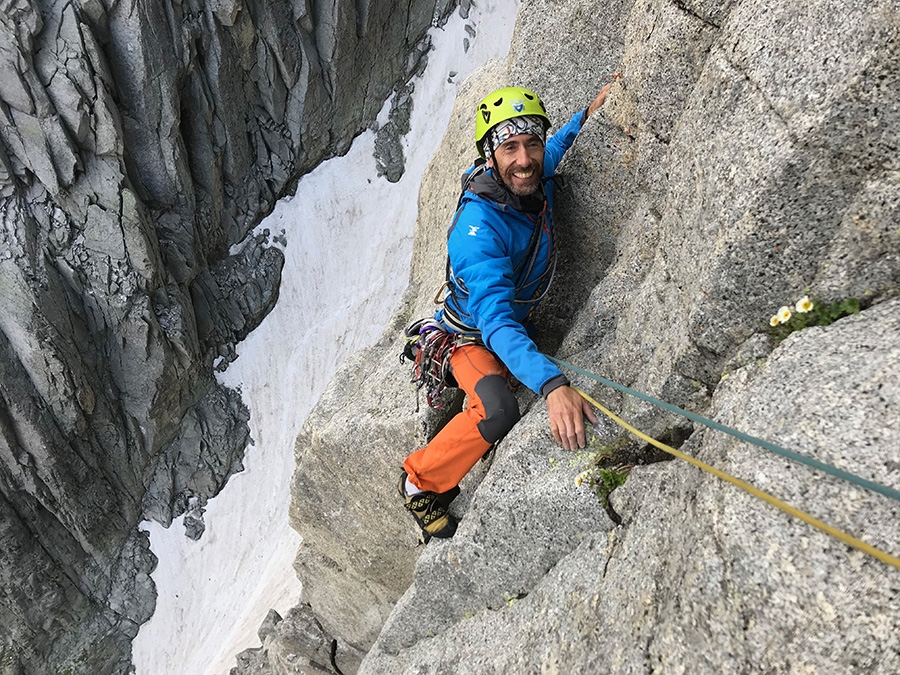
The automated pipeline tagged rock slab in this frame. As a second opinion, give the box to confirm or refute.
[279,0,900,673]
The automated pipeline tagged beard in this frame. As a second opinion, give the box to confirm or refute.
[499,158,543,196]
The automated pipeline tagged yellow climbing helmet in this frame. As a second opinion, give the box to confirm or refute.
[475,86,551,158]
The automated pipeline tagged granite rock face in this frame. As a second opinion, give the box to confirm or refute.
[283,0,900,673]
[231,605,353,675]
[568,0,900,434]
[364,299,900,674]
[0,0,452,673]
[286,304,462,673]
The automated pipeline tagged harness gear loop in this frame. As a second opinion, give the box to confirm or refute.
[402,318,478,409]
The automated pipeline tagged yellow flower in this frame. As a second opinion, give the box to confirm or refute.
[795,296,813,313]
[575,471,589,487]
[777,306,792,323]
[769,315,779,327]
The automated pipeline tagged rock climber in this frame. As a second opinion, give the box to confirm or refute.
[400,81,615,539]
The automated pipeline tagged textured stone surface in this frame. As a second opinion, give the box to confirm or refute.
[568,0,900,436]
[360,289,900,675]
[231,605,355,675]
[367,405,619,658]
[279,0,900,673]
[0,0,452,673]
[591,297,900,675]
[289,307,461,659]
[5,0,894,670]
[374,82,417,183]
[140,383,251,538]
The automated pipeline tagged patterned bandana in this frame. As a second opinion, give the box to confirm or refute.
[484,115,546,159]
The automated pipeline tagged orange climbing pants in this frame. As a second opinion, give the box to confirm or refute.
[404,344,521,494]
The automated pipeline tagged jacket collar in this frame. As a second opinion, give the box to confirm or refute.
[468,166,546,214]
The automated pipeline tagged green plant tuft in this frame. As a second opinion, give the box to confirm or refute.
[591,468,629,509]
[767,296,860,341]
[587,433,631,459]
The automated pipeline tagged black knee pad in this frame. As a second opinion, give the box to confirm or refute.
[475,375,521,443]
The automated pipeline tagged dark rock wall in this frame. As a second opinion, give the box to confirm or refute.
[0,0,450,673]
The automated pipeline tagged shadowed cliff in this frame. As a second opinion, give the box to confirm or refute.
[0,0,453,673]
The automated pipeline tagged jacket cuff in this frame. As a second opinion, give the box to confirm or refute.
[540,374,570,399]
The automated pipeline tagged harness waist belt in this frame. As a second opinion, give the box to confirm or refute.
[441,302,481,337]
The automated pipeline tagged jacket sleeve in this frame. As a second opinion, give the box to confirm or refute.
[447,206,566,396]
[543,109,587,176]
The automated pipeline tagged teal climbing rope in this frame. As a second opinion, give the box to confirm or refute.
[548,356,900,505]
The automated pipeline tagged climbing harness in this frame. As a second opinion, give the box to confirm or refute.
[404,149,561,410]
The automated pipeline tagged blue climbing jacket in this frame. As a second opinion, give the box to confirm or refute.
[437,109,587,396]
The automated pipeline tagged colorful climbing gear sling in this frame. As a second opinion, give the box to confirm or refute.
[402,318,477,409]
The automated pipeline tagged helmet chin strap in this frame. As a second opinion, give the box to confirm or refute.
[485,156,511,191]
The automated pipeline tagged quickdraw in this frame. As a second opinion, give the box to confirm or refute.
[402,318,475,410]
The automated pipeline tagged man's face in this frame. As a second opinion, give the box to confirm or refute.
[489,134,544,197]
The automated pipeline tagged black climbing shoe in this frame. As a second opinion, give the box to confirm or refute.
[398,471,459,540]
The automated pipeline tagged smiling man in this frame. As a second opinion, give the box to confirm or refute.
[399,84,613,539]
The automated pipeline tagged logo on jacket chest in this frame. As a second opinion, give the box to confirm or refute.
[468,225,479,237]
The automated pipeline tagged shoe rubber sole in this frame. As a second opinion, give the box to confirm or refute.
[399,472,458,539]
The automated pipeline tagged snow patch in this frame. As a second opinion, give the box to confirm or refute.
[132,2,520,674]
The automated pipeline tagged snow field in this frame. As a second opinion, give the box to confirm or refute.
[132,3,519,673]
